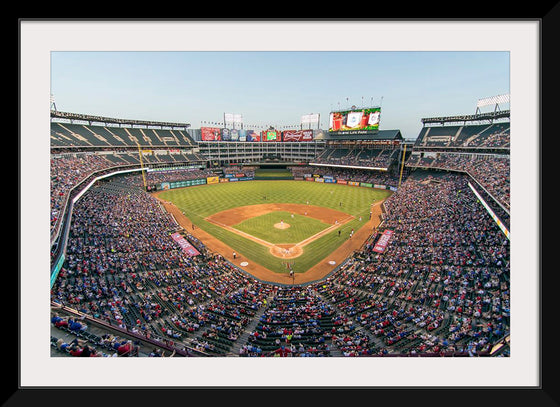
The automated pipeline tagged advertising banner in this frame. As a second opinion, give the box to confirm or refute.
[282,129,314,142]
[306,177,315,182]
[360,182,373,188]
[201,127,222,141]
[372,229,394,253]
[221,128,231,141]
[162,178,206,190]
[219,178,229,183]
[245,130,260,142]
[207,176,219,184]
[171,232,200,256]
[348,181,360,186]
[314,178,325,183]
[374,184,386,189]
[227,128,240,141]
[237,129,247,142]
[336,179,348,184]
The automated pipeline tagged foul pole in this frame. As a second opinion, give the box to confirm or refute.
[398,143,407,189]
[135,141,148,191]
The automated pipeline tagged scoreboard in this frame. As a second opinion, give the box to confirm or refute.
[329,107,381,136]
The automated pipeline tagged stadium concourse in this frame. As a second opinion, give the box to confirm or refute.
[49,110,510,358]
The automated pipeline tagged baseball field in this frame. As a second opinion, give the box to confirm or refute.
[156,180,391,284]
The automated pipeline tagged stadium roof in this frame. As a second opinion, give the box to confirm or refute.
[421,110,510,125]
[50,110,191,129]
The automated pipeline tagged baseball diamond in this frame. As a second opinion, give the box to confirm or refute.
[43,47,516,370]
[156,180,390,283]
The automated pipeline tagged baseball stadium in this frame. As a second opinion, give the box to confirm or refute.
[49,95,511,360]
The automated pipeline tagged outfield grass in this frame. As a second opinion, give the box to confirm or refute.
[158,180,391,274]
[233,211,329,244]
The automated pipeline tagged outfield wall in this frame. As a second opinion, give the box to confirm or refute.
[156,174,397,192]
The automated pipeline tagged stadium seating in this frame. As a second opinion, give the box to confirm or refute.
[49,115,510,358]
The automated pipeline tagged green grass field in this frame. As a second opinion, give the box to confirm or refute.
[158,180,391,274]
[233,210,329,244]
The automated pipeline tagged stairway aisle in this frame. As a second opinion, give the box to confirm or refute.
[315,287,388,354]
[228,294,274,356]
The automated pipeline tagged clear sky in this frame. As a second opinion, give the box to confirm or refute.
[50,50,509,140]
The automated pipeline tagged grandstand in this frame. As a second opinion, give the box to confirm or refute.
[406,108,510,231]
[49,103,510,359]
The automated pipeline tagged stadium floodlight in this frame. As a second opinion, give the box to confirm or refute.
[475,94,510,116]
[301,113,320,129]
[477,94,510,108]
[50,94,57,111]
[224,113,243,129]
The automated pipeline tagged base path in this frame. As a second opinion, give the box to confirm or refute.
[155,194,385,285]
[205,203,354,260]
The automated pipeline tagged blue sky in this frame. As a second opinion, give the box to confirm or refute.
[50,51,509,140]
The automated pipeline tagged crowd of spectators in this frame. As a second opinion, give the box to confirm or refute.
[50,155,258,240]
[51,179,276,355]
[237,171,509,356]
[50,154,116,233]
[415,124,509,149]
[332,172,509,354]
[121,168,219,189]
[312,147,399,168]
[465,128,510,148]
[51,164,509,357]
[290,165,401,188]
[223,166,256,177]
[50,154,211,236]
[406,153,509,209]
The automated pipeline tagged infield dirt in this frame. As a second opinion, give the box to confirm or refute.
[155,194,384,285]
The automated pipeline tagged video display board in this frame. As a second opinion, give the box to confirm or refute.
[329,107,381,135]
[262,130,279,141]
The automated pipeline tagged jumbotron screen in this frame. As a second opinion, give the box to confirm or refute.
[329,107,381,135]
[262,130,279,141]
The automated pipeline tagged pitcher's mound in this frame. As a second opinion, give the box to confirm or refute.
[274,222,290,229]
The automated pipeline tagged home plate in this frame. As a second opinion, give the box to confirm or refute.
[240,261,249,267]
